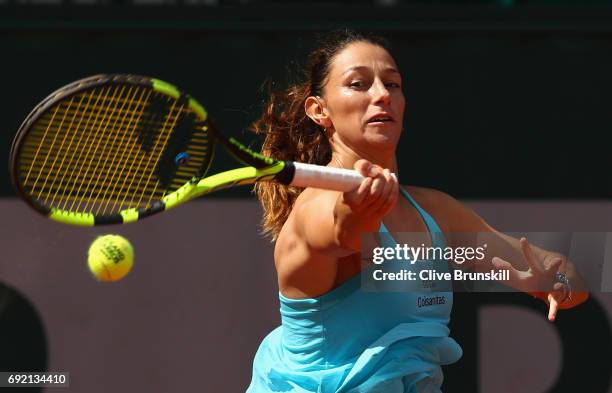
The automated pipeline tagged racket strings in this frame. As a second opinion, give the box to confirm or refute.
[30,91,103,204]
[79,85,149,214]
[117,94,181,212]
[18,84,212,215]
[27,86,122,211]
[65,86,116,213]
[95,86,150,215]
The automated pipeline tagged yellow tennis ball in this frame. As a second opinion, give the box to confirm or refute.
[87,234,134,282]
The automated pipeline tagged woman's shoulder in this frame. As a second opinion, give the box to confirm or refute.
[274,187,347,299]
[402,185,456,209]
[403,185,487,233]
[276,187,339,251]
[400,185,461,234]
[291,187,339,223]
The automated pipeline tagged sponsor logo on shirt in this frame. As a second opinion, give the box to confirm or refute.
[417,295,446,307]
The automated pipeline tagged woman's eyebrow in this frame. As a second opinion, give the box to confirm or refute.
[342,65,400,76]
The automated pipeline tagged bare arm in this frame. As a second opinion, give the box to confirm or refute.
[295,160,399,257]
[433,190,589,320]
[275,160,398,298]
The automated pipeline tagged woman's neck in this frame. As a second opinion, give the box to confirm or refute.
[327,138,398,174]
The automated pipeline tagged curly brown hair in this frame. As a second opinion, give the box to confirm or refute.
[251,29,393,239]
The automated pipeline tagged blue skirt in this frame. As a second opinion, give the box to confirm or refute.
[247,322,463,393]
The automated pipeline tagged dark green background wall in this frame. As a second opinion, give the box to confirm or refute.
[2,5,611,199]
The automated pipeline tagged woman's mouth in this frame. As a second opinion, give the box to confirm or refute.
[366,113,394,125]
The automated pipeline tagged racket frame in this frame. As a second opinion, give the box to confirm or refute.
[10,74,291,226]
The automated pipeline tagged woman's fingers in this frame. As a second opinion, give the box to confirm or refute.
[547,288,567,322]
[546,258,563,274]
[492,256,523,285]
[363,171,385,206]
[377,169,399,216]
[520,238,541,273]
[353,159,374,177]
[345,160,397,215]
[347,177,373,209]
[370,168,394,212]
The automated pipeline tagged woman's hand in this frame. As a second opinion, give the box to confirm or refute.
[341,159,399,226]
[333,159,399,251]
[491,237,569,322]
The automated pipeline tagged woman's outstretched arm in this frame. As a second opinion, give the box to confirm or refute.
[430,189,589,320]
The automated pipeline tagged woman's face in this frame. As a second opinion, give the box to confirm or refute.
[321,41,405,154]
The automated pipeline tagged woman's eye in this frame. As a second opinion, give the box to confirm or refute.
[385,82,401,88]
[350,81,365,88]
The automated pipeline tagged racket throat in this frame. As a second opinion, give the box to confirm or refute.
[274,161,296,185]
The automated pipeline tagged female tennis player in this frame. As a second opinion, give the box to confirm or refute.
[246,30,588,393]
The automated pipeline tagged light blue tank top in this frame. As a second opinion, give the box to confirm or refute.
[247,188,462,393]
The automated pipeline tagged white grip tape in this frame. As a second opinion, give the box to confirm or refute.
[290,163,363,192]
[289,162,397,192]
[290,162,397,192]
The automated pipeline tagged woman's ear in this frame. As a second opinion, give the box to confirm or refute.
[305,96,332,129]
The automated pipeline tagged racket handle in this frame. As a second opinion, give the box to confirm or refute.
[288,162,396,192]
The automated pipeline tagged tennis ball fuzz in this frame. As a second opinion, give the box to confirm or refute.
[88,234,134,282]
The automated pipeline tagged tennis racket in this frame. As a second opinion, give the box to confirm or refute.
[10,74,366,226]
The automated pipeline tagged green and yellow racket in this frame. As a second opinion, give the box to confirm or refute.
[10,74,364,226]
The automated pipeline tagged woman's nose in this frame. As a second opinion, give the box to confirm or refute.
[371,80,391,105]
